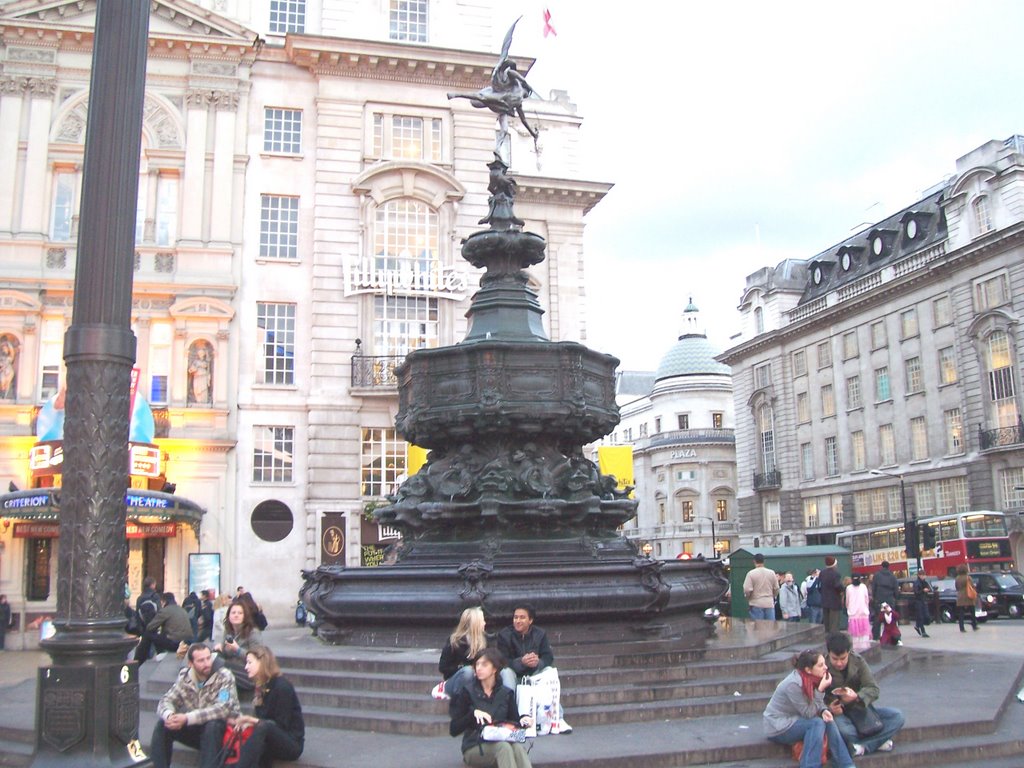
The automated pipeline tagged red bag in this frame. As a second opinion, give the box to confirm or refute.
[219,724,254,765]
[791,733,828,764]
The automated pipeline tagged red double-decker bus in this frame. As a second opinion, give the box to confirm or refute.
[836,510,1015,578]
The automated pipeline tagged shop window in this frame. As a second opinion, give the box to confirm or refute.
[251,500,295,542]
[26,537,52,601]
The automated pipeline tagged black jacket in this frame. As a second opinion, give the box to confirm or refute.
[255,676,305,748]
[871,568,899,607]
[439,638,476,680]
[449,678,519,754]
[819,566,844,610]
[496,625,554,678]
[136,589,161,627]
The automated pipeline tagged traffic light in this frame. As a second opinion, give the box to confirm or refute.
[921,524,937,551]
[905,523,920,558]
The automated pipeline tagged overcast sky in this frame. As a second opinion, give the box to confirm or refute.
[505,1,1024,370]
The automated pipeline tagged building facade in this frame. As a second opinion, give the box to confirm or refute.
[0,0,608,632]
[719,137,1024,571]
[600,301,738,560]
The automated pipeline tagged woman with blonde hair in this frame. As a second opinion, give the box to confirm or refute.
[438,607,488,699]
[230,645,304,767]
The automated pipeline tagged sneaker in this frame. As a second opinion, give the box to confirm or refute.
[154,652,168,661]
[877,739,894,752]
[921,631,930,637]
[896,640,903,646]
[852,743,866,757]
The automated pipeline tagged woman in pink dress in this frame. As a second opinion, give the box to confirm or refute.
[845,574,871,644]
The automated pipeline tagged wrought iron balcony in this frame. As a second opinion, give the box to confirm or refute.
[753,468,782,490]
[979,420,1024,450]
[351,355,404,389]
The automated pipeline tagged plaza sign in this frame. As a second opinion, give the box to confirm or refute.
[342,256,467,300]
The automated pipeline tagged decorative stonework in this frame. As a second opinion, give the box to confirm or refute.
[185,88,239,111]
[0,76,56,96]
[45,248,67,269]
[7,47,57,64]
[192,61,237,77]
[154,252,176,273]
[54,94,182,147]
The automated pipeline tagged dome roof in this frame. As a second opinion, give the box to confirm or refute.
[655,334,731,380]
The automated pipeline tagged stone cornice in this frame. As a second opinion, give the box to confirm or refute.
[284,34,536,89]
[514,176,613,216]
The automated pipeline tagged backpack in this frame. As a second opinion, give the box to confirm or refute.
[806,578,822,608]
[138,595,160,628]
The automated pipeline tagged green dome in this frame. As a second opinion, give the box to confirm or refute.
[655,334,731,380]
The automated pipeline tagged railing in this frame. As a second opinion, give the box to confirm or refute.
[637,428,735,450]
[351,355,404,388]
[753,469,782,490]
[979,421,1024,450]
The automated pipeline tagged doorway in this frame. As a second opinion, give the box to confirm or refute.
[142,537,166,591]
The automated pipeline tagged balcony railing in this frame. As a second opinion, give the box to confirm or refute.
[979,420,1024,450]
[637,428,735,451]
[753,469,782,490]
[351,355,404,389]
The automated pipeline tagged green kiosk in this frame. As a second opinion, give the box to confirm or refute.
[729,545,851,618]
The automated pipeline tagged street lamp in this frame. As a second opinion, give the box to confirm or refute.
[641,542,653,557]
[869,468,921,570]
[696,515,719,559]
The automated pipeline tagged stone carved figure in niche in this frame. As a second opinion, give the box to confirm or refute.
[0,335,18,399]
[186,340,213,406]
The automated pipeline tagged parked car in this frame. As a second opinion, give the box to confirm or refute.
[894,576,996,624]
[970,572,1024,619]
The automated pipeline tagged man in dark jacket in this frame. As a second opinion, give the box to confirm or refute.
[135,593,194,665]
[496,603,554,690]
[819,556,845,633]
[197,589,215,642]
[136,577,161,631]
[870,561,899,640]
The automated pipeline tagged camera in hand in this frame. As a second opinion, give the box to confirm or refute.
[225,635,235,644]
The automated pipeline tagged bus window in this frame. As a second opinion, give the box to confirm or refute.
[938,519,958,541]
[963,514,1008,538]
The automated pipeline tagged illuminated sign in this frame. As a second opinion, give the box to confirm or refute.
[126,522,176,539]
[13,522,59,538]
[130,445,161,478]
[3,493,52,510]
[29,442,63,473]
[342,257,467,300]
[125,493,170,509]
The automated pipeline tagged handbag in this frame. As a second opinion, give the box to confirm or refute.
[965,577,978,601]
[217,724,254,766]
[845,703,884,737]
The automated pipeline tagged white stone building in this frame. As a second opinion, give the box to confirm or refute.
[0,0,609,631]
[719,137,1024,569]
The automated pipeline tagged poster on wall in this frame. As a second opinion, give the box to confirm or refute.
[321,512,346,566]
[188,553,221,596]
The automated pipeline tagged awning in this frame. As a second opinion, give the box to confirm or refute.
[0,487,206,535]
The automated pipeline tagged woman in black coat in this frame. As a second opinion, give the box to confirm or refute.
[230,645,304,768]
[450,648,533,768]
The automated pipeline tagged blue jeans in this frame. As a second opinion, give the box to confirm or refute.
[445,665,475,699]
[768,716,854,768]
[500,667,518,691]
[835,706,904,753]
[749,605,775,620]
[806,606,823,624]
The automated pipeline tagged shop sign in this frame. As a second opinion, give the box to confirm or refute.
[129,444,161,478]
[29,442,63,474]
[669,449,697,459]
[13,522,60,538]
[30,440,161,478]
[126,522,176,538]
[125,493,170,510]
[3,492,52,511]
[342,256,467,300]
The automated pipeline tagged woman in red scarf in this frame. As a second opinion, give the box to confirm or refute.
[763,649,857,768]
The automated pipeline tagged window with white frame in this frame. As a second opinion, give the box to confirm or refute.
[851,431,866,471]
[712,412,724,428]
[874,367,890,401]
[389,0,428,42]
[260,195,299,260]
[824,436,839,476]
[639,423,648,438]
[715,498,728,521]
[38,318,64,401]
[879,424,896,465]
[758,404,776,472]
[999,468,1024,509]
[796,392,809,423]
[900,308,919,339]
[986,331,1019,427]
[148,322,172,405]
[360,427,405,497]
[371,112,443,162]
[252,425,294,483]
[972,195,993,236]
[805,494,843,528]
[800,442,814,480]
[846,375,862,409]
[154,176,179,247]
[842,331,858,360]
[50,170,77,242]
[944,408,963,454]
[373,295,439,358]
[870,320,887,349]
[677,413,689,430]
[817,341,832,368]
[792,350,807,377]
[257,302,295,385]
[657,500,666,525]
[654,417,662,433]
[763,499,781,532]
[269,0,305,33]
[914,477,969,517]
[821,384,835,417]
[933,295,952,327]
[374,198,438,272]
[974,272,1009,312]
[939,346,958,385]
[754,306,764,334]
[754,363,771,390]
[264,108,302,154]
[910,416,928,461]
[680,499,694,522]
[905,356,923,394]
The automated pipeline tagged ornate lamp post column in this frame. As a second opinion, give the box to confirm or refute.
[32,2,151,767]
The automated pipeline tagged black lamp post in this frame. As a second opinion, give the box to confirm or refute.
[31,2,151,767]
[870,469,921,571]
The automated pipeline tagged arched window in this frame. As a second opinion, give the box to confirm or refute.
[973,196,993,236]
[372,199,440,358]
[758,404,776,472]
[187,340,214,406]
[986,330,1018,427]
[0,333,19,400]
[754,306,764,335]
